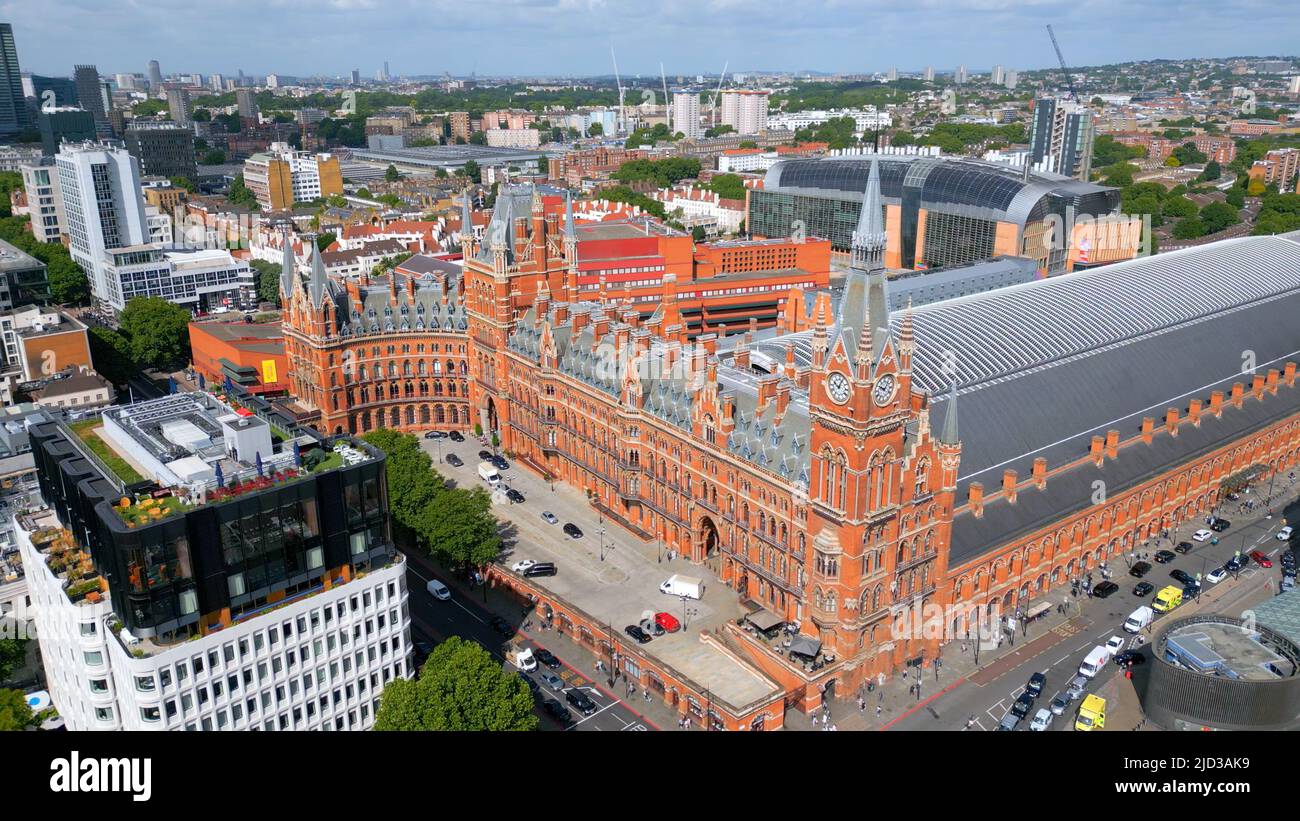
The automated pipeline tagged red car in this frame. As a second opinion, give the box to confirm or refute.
[655,612,681,633]
[1250,550,1272,568]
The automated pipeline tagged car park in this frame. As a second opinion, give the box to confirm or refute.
[1210,518,1231,532]
[448,431,465,442]
[1192,529,1213,542]
[1093,581,1119,598]
[1250,550,1272,568]
[542,698,571,723]
[1278,526,1293,541]
[1133,581,1154,597]
[1174,541,1194,554]
[540,672,565,692]
[563,523,583,539]
[541,511,559,524]
[624,624,652,643]
[445,453,464,467]
[523,562,557,578]
[1025,672,1047,697]
[534,648,562,669]
[1114,651,1145,667]
[1010,692,1035,719]
[1129,561,1151,578]
[1154,549,1177,562]
[1205,567,1227,584]
[511,559,536,574]
[566,689,598,715]
[1029,708,1053,731]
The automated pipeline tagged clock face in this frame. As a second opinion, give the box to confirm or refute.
[873,374,897,406]
[826,372,852,404]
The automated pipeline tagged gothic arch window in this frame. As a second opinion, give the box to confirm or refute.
[915,457,930,496]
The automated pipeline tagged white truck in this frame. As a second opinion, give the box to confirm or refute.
[659,574,704,600]
[1078,645,1112,678]
[477,461,501,486]
[1123,606,1154,633]
[513,647,537,672]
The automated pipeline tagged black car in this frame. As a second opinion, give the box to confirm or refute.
[490,616,514,636]
[1154,550,1176,564]
[1025,672,1047,697]
[520,674,541,697]
[1225,555,1246,572]
[1174,541,1194,554]
[534,648,562,669]
[563,523,583,539]
[478,450,493,461]
[1009,692,1035,719]
[624,624,652,644]
[445,453,464,467]
[1182,584,1201,599]
[425,430,447,440]
[1114,651,1146,667]
[412,640,433,664]
[1170,568,1195,586]
[1210,519,1231,532]
[506,488,525,504]
[1133,581,1154,597]
[566,689,597,715]
[1093,581,1119,598]
[1129,561,1152,578]
[491,455,510,470]
[449,430,465,442]
[523,562,557,578]
[543,698,572,723]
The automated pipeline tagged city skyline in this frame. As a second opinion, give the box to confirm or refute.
[5,0,1298,79]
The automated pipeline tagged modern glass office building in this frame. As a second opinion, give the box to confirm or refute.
[748,155,1122,274]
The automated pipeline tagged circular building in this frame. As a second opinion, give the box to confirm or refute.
[1143,614,1300,731]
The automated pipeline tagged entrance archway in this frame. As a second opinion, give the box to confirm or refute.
[697,516,719,562]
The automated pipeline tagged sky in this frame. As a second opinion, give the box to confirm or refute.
[6,0,1298,80]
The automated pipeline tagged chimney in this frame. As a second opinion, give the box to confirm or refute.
[734,346,751,369]
[1141,417,1155,444]
[1165,407,1179,435]
[1231,382,1244,406]
[1210,390,1224,415]
[1285,362,1297,386]
[748,317,759,334]
[969,482,984,518]
[553,304,570,325]
[1251,374,1265,398]
[720,393,736,433]
[1188,399,1202,425]
[593,315,610,339]
[571,309,589,334]
[1090,435,1104,465]
[1002,469,1018,504]
[1105,429,1119,459]
[699,333,718,357]
[1266,368,1279,393]
[757,376,778,410]
[1032,457,1047,488]
[776,380,791,417]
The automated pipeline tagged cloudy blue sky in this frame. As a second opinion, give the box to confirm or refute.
[6,0,1297,79]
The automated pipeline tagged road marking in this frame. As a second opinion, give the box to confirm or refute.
[568,699,619,728]
[1054,655,1069,666]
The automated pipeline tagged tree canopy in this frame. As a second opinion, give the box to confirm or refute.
[374,636,536,731]
[119,297,193,370]
[0,688,34,731]
[0,638,27,681]
[611,157,701,187]
[249,258,283,305]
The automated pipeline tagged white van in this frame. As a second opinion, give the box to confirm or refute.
[659,574,704,600]
[478,461,501,486]
[1123,606,1153,634]
[1078,645,1111,678]
[426,579,450,600]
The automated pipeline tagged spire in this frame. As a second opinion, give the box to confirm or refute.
[308,238,329,308]
[940,382,959,446]
[278,227,296,301]
[460,191,474,251]
[851,156,886,273]
[564,190,577,242]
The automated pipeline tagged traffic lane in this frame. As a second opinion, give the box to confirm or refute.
[404,562,655,731]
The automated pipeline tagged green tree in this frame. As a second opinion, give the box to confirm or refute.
[468,130,487,145]
[385,164,401,183]
[201,149,226,165]
[1100,162,1136,187]
[704,173,747,200]
[0,688,35,731]
[249,258,282,305]
[88,326,135,386]
[360,430,446,529]
[1161,196,1197,218]
[586,122,603,137]
[704,124,735,138]
[462,160,481,183]
[1172,142,1208,166]
[738,140,758,149]
[0,171,23,218]
[1199,201,1240,234]
[691,225,707,242]
[316,233,336,251]
[228,174,259,209]
[169,176,196,193]
[374,637,536,731]
[119,297,193,370]
[46,252,89,305]
[1225,188,1245,208]
[1172,216,1207,239]
[1198,160,1221,182]
[0,638,27,681]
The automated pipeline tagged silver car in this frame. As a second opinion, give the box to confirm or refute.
[1065,674,1089,701]
[1049,694,1069,716]
[540,672,565,692]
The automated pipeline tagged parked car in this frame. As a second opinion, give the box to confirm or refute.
[491,456,510,470]
[534,648,562,669]
[1133,581,1154,597]
[1029,708,1053,732]
[1210,518,1231,532]
[655,612,681,632]
[514,647,538,672]
[1205,567,1228,584]
[1010,692,1035,719]
[448,430,465,442]
[1093,581,1119,598]
[1025,672,1047,698]
[566,689,598,715]
[540,672,565,692]
[1170,568,1195,586]
[1174,541,1194,554]
[542,698,571,723]
[478,450,493,461]
[444,453,464,467]
[563,523,583,539]
[1049,694,1069,716]
[997,712,1020,731]
[639,618,666,637]
[425,579,450,600]
[1250,550,1272,568]
[1226,555,1247,572]
[1192,529,1213,542]
[490,616,514,636]
[1277,526,1293,541]
[424,430,447,440]
[541,511,559,524]
[1154,550,1177,563]
[1129,561,1152,578]
[511,559,536,574]
[624,624,652,644]
[523,562,557,578]
[506,488,525,504]
[1105,635,1126,654]
[1114,651,1146,667]
[520,673,540,697]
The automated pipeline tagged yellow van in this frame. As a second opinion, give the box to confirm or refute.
[1152,585,1183,613]
[1075,694,1107,731]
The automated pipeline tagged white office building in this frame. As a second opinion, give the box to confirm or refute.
[672,90,702,139]
[19,159,65,243]
[766,107,892,135]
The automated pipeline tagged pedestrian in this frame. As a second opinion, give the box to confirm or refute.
[876,704,883,717]
[811,713,819,728]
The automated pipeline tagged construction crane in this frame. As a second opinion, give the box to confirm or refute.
[611,46,626,135]
[1046,25,1079,101]
[707,60,729,129]
[660,62,671,133]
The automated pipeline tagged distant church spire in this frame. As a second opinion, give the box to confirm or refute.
[851,156,886,274]
[940,382,960,446]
